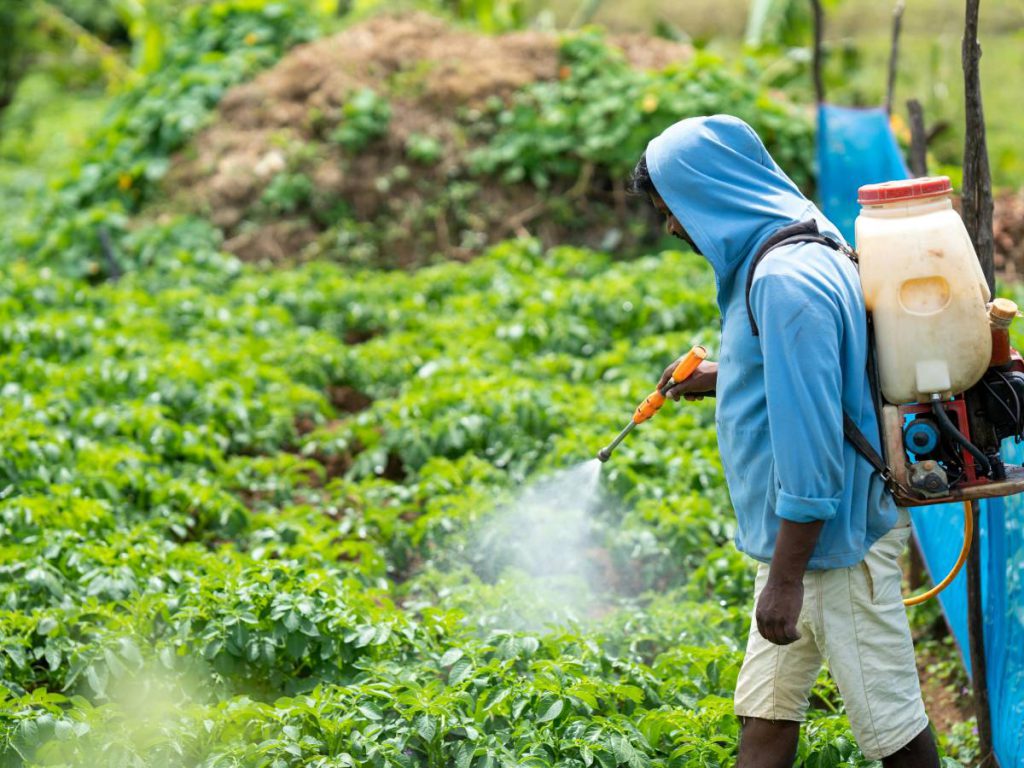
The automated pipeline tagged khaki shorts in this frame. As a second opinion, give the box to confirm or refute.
[733,510,929,760]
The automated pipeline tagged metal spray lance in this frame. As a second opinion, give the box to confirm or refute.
[597,345,708,462]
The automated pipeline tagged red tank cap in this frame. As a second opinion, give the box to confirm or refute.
[858,176,953,205]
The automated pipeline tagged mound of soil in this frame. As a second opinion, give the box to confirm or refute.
[995,190,1024,279]
[167,13,693,266]
[167,13,1024,274]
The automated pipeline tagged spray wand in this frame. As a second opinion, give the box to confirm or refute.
[597,345,708,462]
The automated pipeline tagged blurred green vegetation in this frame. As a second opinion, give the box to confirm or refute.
[3,0,1022,223]
[535,0,1024,189]
[5,11,816,274]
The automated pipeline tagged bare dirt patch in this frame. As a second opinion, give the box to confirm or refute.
[995,189,1024,279]
[917,644,974,733]
[166,13,693,267]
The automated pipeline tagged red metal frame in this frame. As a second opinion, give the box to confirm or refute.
[899,397,987,487]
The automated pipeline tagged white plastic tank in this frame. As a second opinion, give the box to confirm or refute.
[855,176,991,404]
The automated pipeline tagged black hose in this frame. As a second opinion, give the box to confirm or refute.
[931,400,991,477]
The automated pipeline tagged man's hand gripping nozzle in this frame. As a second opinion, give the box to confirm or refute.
[596,345,708,463]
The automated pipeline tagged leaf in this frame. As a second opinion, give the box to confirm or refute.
[6,643,33,677]
[608,735,649,768]
[352,625,376,648]
[285,631,307,660]
[448,657,473,686]
[17,719,39,748]
[44,647,62,672]
[439,648,464,668]
[54,720,74,741]
[535,698,563,724]
[85,664,107,697]
[511,696,530,720]
[483,687,510,713]
[36,617,58,636]
[454,742,474,768]
[519,636,539,656]
[414,713,435,742]
[357,702,383,721]
[118,638,144,668]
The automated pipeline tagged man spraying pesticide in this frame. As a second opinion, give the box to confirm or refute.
[601,115,940,767]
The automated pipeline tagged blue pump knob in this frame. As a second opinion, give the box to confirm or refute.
[904,419,940,456]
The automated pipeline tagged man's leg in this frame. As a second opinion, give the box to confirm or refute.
[734,564,822,766]
[881,726,940,768]
[737,717,800,768]
[820,513,936,765]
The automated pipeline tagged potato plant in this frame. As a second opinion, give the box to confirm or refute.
[0,209,973,765]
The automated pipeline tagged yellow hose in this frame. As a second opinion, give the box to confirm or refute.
[903,500,973,606]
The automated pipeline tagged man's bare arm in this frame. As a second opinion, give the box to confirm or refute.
[756,519,824,645]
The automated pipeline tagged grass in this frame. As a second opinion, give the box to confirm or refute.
[0,72,111,232]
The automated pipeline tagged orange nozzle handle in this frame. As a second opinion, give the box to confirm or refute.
[632,345,708,424]
[666,345,708,390]
[633,390,667,424]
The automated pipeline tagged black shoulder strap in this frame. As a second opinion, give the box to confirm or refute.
[745,219,853,337]
[842,412,890,480]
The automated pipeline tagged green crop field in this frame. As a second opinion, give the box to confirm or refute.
[0,0,1011,765]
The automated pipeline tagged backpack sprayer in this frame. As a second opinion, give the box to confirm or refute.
[596,177,1024,606]
[855,178,1024,507]
[855,178,1024,604]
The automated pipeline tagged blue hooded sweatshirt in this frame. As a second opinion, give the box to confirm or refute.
[646,115,896,569]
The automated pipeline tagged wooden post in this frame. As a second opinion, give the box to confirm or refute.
[885,1,906,116]
[962,0,995,294]
[569,0,605,28]
[810,0,825,104]
[906,99,928,177]
[966,500,996,767]
[962,1,996,763]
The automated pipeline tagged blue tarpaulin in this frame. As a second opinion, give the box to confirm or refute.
[817,103,1023,767]
[817,104,910,243]
[910,447,1024,767]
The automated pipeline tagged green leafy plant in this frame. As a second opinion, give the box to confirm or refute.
[330,88,392,152]
[0,220,973,764]
[405,132,443,165]
[471,32,815,191]
[260,170,315,214]
[17,0,321,279]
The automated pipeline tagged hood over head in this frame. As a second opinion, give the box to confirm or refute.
[645,115,838,294]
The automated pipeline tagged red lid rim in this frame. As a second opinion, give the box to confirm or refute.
[858,176,953,205]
